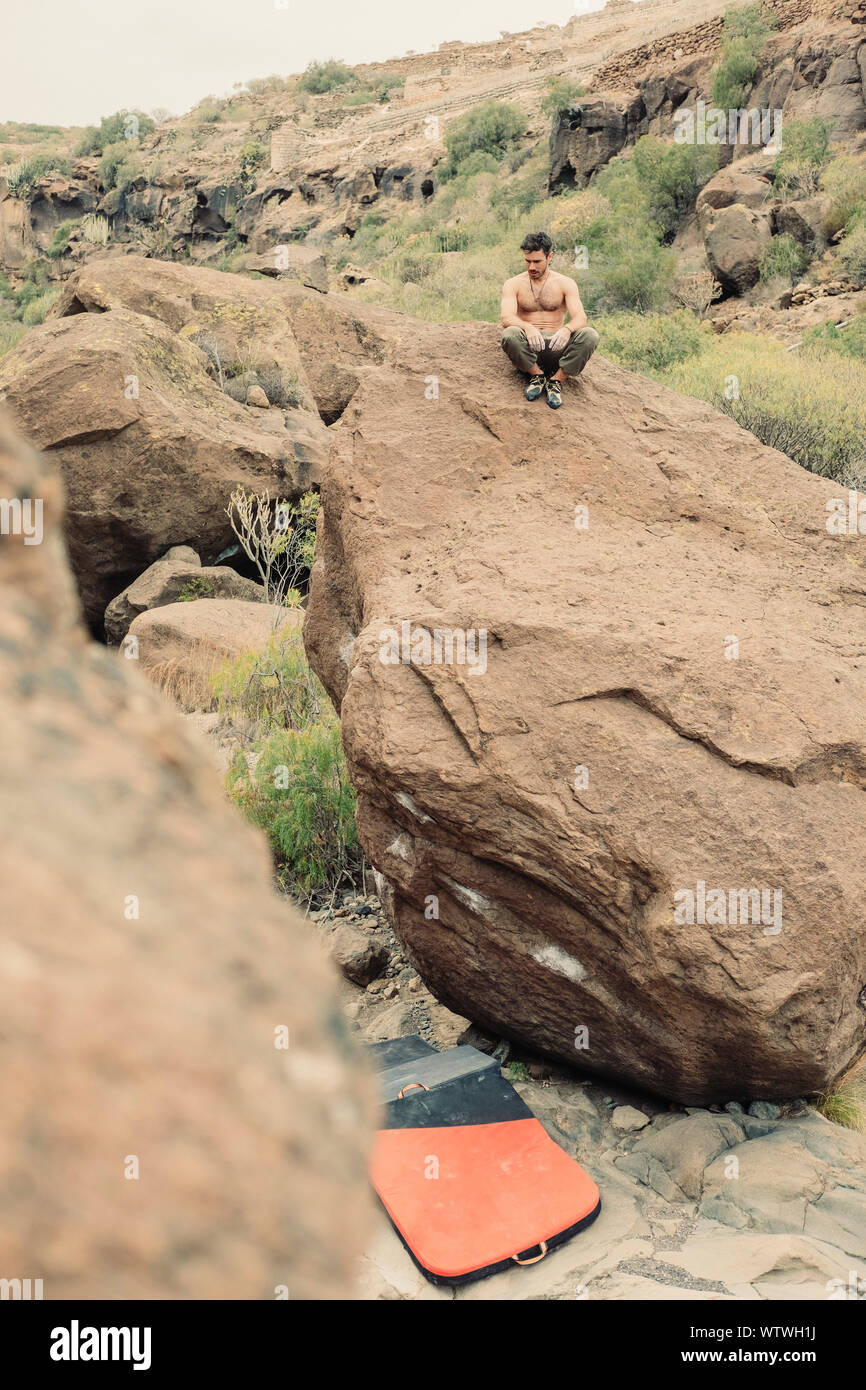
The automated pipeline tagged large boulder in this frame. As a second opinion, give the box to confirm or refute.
[280,288,392,425]
[0,413,373,1298]
[128,599,300,710]
[696,167,773,218]
[0,260,329,625]
[50,256,320,405]
[242,244,329,294]
[774,195,834,249]
[548,96,642,192]
[702,202,773,295]
[104,546,264,645]
[303,304,866,1106]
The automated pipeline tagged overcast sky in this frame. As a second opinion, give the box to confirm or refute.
[4,0,621,127]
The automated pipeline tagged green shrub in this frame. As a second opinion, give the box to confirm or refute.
[541,76,587,119]
[774,117,832,196]
[215,249,247,274]
[577,162,677,310]
[838,222,866,286]
[545,188,612,255]
[711,3,776,110]
[238,140,265,189]
[215,627,324,736]
[5,153,72,196]
[820,155,866,238]
[0,121,62,143]
[816,1065,866,1133]
[46,218,79,258]
[241,75,290,96]
[451,150,500,178]
[75,110,155,156]
[13,268,48,314]
[759,232,811,283]
[587,235,677,313]
[297,60,359,94]
[803,315,866,360]
[20,287,60,325]
[489,149,550,217]
[375,74,404,102]
[440,100,526,180]
[630,136,719,240]
[430,225,471,251]
[218,628,361,898]
[227,716,361,898]
[176,576,216,602]
[97,141,143,191]
[597,310,705,373]
[341,89,377,106]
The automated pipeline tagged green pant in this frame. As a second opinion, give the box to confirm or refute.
[501,324,600,378]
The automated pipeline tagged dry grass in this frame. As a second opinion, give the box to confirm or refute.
[660,332,866,487]
[138,640,237,712]
[816,1055,866,1133]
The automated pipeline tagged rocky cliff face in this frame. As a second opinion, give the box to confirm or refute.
[0,410,374,1298]
[301,291,866,1106]
[1,0,831,280]
[551,6,866,192]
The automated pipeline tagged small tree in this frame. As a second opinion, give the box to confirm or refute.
[671,269,723,318]
[225,486,319,620]
[631,136,719,241]
[238,141,265,190]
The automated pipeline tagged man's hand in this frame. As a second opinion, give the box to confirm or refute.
[524,325,545,352]
[548,327,572,352]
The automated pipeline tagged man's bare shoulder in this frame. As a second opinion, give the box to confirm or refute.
[502,273,525,291]
[552,270,580,291]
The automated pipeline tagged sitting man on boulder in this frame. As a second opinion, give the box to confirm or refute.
[500,231,599,410]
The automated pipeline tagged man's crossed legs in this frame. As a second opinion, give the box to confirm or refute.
[501,325,600,409]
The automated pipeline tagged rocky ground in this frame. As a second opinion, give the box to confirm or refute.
[318,889,866,1302]
[179,707,866,1304]
[247,860,866,1301]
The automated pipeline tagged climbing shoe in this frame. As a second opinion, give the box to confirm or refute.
[524,374,546,402]
[545,378,563,410]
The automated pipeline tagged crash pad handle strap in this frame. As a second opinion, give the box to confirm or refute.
[511,1241,548,1266]
[397,1081,430,1099]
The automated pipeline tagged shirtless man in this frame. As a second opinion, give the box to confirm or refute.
[500,231,599,410]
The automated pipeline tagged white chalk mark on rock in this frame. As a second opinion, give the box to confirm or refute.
[386,833,412,861]
[448,881,493,915]
[532,943,586,983]
[395,790,434,823]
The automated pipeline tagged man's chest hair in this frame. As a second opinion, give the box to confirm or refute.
[517,284,565,311]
